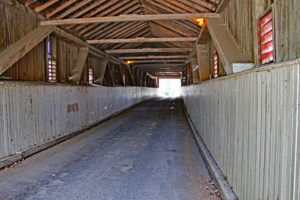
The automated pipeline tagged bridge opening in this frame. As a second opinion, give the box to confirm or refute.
[0,0,299,199]
[158,78,181,98]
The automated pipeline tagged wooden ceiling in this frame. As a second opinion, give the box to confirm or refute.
[20,0,221,76]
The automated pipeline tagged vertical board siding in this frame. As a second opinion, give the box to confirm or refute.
[0,2,45,81]
[0,84,157,160]
[182,59,300,200]
[221,0,300,63]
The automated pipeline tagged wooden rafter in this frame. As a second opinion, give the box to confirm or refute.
[105,48,192,54]
[46,0,77,18]
[105,30,151,50]
[143,0,201,30]
[54,0,92,19]
[34,0,59,13]
[142,3,200,36]
[175,0,211,12]
[66,0,106,19]
[25,0,38,6]
[130,60,185,63]
[70,0,123,33]
[91,21,146,40]
[188,0,217,11]
[75,1,141,37]
[83,3,141,38]
[99,24,150,49]
[151,20,196,37]
[40,13,220,26]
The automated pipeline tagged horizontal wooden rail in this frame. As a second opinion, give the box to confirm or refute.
[40,13,220,26]
[87,37,197,44]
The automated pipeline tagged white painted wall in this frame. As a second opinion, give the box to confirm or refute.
[0,83,157,161]
[182,59,300,200]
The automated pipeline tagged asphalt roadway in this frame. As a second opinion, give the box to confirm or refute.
[0,99,220,200]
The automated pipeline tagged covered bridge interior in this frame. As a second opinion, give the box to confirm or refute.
[0,0,300,199]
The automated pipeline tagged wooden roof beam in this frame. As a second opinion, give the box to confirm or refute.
[46,0,77,18]
[74,1,141,36]
[40,13,220,26]
[175,0,211,12]
[87,37,197,44]
[106,48,192,54]
[34,0,59,13]
[119,55,188,60]
[68,0,134,32]
[104,30,151,50]
[143,0,201,30]
[130,60,185,63]
[67,0,106,19]
[0,26,55,75]
[92,21,145,41]
[99,24,150,49]
[83,4,141,38]
[54,0,92,19]
[206,18,254,74]
[25,0,38,6]
[185,24,210,63]
[188,0,217,11]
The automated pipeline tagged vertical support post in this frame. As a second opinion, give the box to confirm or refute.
[196,44,211,82]
[252,0,266,65]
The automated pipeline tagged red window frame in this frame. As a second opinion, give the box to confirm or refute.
[213,53,218,78]
[88,68,94,84]
[258,11,274,65]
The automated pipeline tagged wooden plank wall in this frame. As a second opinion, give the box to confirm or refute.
[220,0,300,64]
[221,0,255,62]
[0,83,157,164]
[0,2,45,81]
[55,36,81,83]
[207,40,226,77]
[275,0,300,62]
[182,59,300,200]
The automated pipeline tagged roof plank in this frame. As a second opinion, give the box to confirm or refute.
[34,0,59,13]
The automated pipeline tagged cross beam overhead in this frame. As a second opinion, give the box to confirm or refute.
[40,13,220,26]
[106,48,192,54]
[87,37,197,44]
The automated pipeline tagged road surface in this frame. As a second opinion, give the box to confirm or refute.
[0,99,219,200]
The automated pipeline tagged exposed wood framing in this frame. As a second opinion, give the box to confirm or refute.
[119,55,188,60]
[132,60,185,63]
[215,0,230,13]
[53,27,87,47]
[54,0,92,19]
[69,47,89,83]
[206,18,253,74]
[52,28,124,64]
[196,44,210,82]
[40,13,220,26]
[0,25,55,75]
[87,37,197,44]
[106,48,191,54]
[133,64,185,67]
[186,25,210,63]
[95,59,108,84]
[46,0,77,18]
[34,0,59,13]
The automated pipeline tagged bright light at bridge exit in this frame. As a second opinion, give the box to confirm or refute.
[158,79,181,98]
